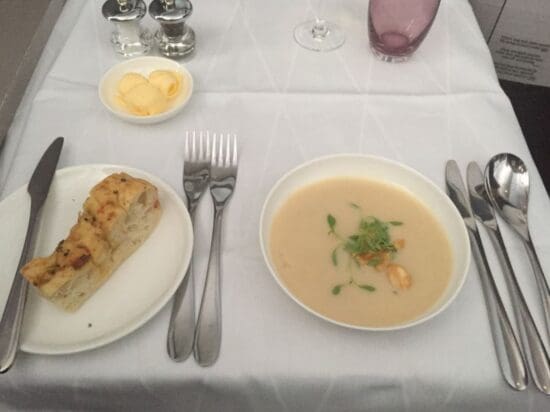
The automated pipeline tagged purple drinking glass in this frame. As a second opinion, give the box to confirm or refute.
[368,0,441,62]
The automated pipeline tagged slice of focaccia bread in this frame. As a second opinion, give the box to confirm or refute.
[21,172,162,312]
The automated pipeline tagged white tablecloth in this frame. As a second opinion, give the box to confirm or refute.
[1,0,549,410]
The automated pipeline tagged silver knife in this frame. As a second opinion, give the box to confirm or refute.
[445,160,527,391]
[467,162,550,394]
[0,137,64,373]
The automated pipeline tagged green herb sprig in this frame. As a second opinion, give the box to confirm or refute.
[331,278,376,295]
[343,217,400,257]
[327,212,402,260]
[326,205,404,297]
[327,214,336,234]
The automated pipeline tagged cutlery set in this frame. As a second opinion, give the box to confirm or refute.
[167,130,238,366]
[446,156,550,394]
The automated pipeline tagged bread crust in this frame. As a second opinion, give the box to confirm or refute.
[21,172,162,312]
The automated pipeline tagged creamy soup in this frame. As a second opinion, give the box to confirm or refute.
[269,178,453,327]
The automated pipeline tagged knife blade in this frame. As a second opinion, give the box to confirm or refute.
[0,136,64,373]
[445,160,527,391]
[467,162,550,394]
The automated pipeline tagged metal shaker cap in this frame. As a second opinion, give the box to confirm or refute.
[102,0,147,22]
[149,0,192,23]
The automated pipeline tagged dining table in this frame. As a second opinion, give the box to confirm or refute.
[1,0,550,410]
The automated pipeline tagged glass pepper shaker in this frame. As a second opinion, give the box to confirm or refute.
[149,0,195,58]
[102,0,153,57]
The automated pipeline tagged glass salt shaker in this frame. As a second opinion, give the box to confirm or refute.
[102,0,153,57]
[149,0,195,58]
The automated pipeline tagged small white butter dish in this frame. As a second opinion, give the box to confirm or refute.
[99,56,193,125]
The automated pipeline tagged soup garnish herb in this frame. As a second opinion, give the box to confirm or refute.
[327,205,412,294]
[332,278,376,295]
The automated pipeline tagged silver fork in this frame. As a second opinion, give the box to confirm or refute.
[167,130,210,362]
[194,133,238,366]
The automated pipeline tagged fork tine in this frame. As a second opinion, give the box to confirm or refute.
[231,134,237,166]
[186,130,237,167]
[202,132,205,161]
[211,133,217,165]
[193,130,198,161]
[199,131,203,161]
[184,131,190,160]
[225,134,230,166]
[219,133,224,166]
[206,131,210,161]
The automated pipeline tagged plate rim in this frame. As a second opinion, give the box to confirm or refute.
[0,164,193,355]
[259,153,471,332]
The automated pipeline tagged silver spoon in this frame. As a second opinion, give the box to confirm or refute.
[485,153,550,341]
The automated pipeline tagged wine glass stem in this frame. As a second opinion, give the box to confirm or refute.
[312,19,329,39]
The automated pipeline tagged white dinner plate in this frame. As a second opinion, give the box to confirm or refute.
[0,165,193,354]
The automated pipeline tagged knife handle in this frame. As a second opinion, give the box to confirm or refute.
[469,228,527,390]
[486,229,550,394]
[0,201,40,373]
[167,239,196,362]
[523,237,550,343]
[194,207,223,367]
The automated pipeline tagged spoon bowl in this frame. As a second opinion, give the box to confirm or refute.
[485,153,530,239]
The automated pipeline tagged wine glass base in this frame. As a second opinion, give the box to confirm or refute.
[294,20,345,52]
[369,45,411,63]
